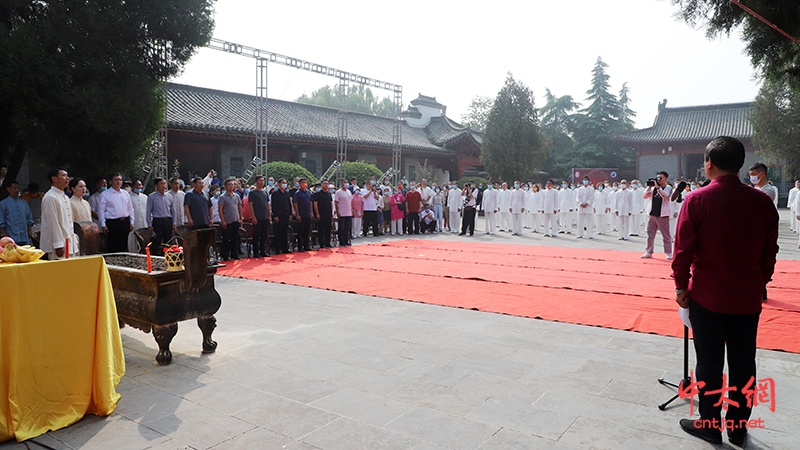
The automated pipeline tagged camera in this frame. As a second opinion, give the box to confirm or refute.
[646,178,656,187]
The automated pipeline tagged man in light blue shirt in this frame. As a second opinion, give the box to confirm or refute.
[0,181,34,245]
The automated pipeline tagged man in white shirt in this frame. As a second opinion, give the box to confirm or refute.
[334,179,353,246]
[482,181,499,235]
[615,180,634,240]
[98,172,135,253]
[168,177,186,226]
[542,180,559,237]
[498,182,512,232]
[530,184,544,233]
[418,179,434,206]
[87,176,106,230]
[630,180,645,236]
[447,183,462,233]
[419,203,436,233]
[40,167,78,260]
[510,181,526,236]
[361,181,381,237]
[558,182,573,234]
[127,179,148,252]
[788,180,799,233]
[575,176,595,239]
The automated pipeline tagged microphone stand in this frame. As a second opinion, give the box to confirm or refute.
[658,325,691,410]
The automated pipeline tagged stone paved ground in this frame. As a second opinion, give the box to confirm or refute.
[3,210,798,450]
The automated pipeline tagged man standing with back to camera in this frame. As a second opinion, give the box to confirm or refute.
[672,136,778,447]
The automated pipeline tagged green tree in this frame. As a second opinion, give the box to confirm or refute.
[341,161,383,186]
[569,57,635,171]
[0,0,215,195]
[297,84,395,117]
[669,0,800,91]
[540,89,581,178]
[750,76,800,178]
[247,161,317,185]
[480,74,551,182]
[460,96,493,131]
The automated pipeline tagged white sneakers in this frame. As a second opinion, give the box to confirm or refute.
[666,254,673,260]
[641,252,653,259]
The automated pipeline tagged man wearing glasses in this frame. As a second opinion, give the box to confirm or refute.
[642,171,673,260]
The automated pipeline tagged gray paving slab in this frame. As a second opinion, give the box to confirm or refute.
[4,218,799,449]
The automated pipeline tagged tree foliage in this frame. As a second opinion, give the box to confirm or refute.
[248,161,318,185]
[669,0,800,91]
[540,89,581,178]
[750,76,800,178]
[460,96,493,131]
[297,84,395,117]
[480,74,551,182]
[0,0,215,194]
[341,161,383,186]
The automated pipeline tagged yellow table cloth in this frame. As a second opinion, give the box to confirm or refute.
[0,256,125,442]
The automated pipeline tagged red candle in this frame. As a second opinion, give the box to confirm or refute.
[146,246,152,273]
[65,238,69,259]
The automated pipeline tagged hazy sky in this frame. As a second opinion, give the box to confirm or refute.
[175,0,761,129]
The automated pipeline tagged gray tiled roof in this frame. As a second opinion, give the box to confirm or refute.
[164,84,452,154]
[615,102,753,144]
[410,94,444,109]
[426,116,483,146]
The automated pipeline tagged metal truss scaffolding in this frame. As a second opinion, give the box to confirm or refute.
[206,38,403,183]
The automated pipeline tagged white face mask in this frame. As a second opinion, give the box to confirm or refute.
[280,183,288,189]
[749,175,760,185]
[621,184,627,189]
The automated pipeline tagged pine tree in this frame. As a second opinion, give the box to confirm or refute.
[480,74,550,182]
[540,89,580,178]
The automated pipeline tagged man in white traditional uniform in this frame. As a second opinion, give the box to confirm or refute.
[575,176,594,239]
[498,182,512,232]
[788,180,799,233]
[607,183,619,231]
[542,180,559,237]
[630,180,645,236]
[40,167,78,260]
[482,181,499,235]
[510,181,526,236]
[615,180,634,240]
[593,183,609,235]
[168,177,186,226]
[530,184,544,233]
[447,182,462,234]
[558,182,573,234]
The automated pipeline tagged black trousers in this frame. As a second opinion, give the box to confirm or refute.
[690,300,760,427]
[273,213,290,253]
[317,215,332,247]
[151,217,173,256]
[296,217,311,250]
[363,210,380,236]
[420,219,436,233]
[252,219,269,255]
[406,212,420,234]
[106,218,130,253]
[221,221,240,260]
[461,207,476,235]
[338,216,352,246]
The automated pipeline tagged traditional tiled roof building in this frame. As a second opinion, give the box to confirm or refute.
[616,100,759,182]
[164,83,483,182]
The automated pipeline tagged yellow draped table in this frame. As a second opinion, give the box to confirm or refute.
[0,256,125,443]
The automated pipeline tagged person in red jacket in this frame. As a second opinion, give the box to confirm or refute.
[672,136,779,447]
[404,184,422,235]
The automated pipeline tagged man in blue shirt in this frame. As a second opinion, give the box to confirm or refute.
[0,181,34,245]
[293,178,313,251]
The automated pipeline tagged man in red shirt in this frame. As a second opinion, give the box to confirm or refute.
[672,136,779,446]
[404,185,423,235]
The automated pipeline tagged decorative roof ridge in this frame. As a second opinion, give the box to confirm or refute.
[660,101,754,113]
[410,93,444,108]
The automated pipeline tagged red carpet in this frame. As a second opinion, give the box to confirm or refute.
[218,240,800,354]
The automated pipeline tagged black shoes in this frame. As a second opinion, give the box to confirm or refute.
[728,429,747,447]
[679,419,722,444]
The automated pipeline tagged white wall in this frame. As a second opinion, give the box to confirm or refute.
[639,154,679,182]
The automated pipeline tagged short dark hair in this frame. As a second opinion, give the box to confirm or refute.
[191,176,202,184]
[254,175,264,183]
[277,178,287,184]
[94,176,106,185]
[656,171,669,178]
[299,177,307,183]
[748,161,768,174]
[224,178,236,186]
[108,172,122,182]
[68,177,84,189]
[170,177,180,184]
[154,177,165,186]
[28,182,40,191]
[705,137,746,173]
[46,167,65,184]
[8,180,19,187]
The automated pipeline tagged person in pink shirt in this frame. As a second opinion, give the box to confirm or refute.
[389,187,405,235]
[351,188,364,239]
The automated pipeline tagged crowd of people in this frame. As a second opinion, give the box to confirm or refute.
[1,161,798,262]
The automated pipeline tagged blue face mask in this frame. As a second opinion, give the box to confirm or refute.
[99,187,107,192]
[514,184,519,189]
[487,185,493,190]
[133,189,142,194]
[562,184,567,189]
[268,181,274,187]
[315,187,322,193]
[82,193,90,200]
[243,189,250,194]
[583,180,589,185]
[598,186,604,192]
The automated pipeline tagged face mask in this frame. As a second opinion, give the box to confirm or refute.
[384,181,389,185]
[213,191,220,197]
[514,184,519,189]
[583,180,589,185]
[598,186,604,192]
[124,187,132,193]
[749,175,760,184]
[133,188,142,194]
[632,184,638,189]
[82,193,90,200]
[344,183,350,188]
[393,190,399,194]
[99,187,107,192]
[621,184,627,189]
[435,188,440,193]
[612,186,618,191]
[525,187,530,191]
[280,183,288,189]
[562,184,567,188]
[268,181,274,187]
[244,189,251,194]
[294,182,299,187]
[691,185,697,190]
[315,187,321,193]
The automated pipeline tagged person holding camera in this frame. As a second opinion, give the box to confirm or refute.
[459,182,477,236]
[642,171,673,259]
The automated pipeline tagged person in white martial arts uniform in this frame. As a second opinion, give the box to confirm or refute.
[614,180,634,240]
[607,183,619,230]
[530,184,544,233]
[542,180,559,237]
[795,187,800,248]
[447,183,462,234]
[630,180,645,236]
[523,184,534,229]
[498,182,512,232]
[482,181,499,235]
[788,180,799,233]
[558,182,573,234]
[570,183,579,227]
[593,183,609,235]
[510,181,526,235]
[575,177,595,239]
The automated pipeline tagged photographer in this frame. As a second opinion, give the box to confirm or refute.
[459,181,477,236]
[641,172,673,259]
